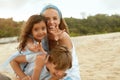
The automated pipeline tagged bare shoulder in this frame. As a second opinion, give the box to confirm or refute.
[59,32,73,50]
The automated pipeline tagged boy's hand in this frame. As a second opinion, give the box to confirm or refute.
[22,76,31,80]
[35,54,49,68]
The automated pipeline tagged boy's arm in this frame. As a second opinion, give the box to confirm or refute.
[10,55,27,79]
[31,65,43,80]
[32,54,47,80]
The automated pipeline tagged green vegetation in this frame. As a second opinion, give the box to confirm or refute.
[0,14,120,38]
[65,14,120,36]
[0,18,23,38]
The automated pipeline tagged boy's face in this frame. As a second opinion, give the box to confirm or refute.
[48,63,66,78]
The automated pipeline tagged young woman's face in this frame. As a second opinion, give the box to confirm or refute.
[32,21,47,41]
[43,9,61,33]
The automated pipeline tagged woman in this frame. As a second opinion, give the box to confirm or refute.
[4,4,81,80]
[38,4,81,80]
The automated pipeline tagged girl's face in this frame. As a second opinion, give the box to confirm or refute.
[43,9,61,33]
[32,21,47,41]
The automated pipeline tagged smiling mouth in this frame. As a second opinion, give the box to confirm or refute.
[48,27,54,29]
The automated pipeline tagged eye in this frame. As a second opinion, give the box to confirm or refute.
[34,28,38,31]
[42,26,46,31]
[53,17,57,20]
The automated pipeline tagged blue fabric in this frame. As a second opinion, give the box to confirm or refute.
[62,44,81,80]
[1,36,48,68]
[40,4,62,19]
[1,36,81,80]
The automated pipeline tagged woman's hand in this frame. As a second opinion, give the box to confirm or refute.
[48,26,65,41]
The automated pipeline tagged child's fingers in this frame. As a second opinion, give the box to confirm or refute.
[22,76,31,80]
[45,55,49,63]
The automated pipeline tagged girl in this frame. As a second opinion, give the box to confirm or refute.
[18,14,47,54]
[10,14,48,79]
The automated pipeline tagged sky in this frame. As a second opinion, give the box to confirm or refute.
[0,0,120,21]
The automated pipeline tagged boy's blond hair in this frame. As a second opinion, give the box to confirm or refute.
[48,45,72,70]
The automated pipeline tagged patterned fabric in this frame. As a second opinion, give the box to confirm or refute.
[1,36,48,71]
[25,54,51,80]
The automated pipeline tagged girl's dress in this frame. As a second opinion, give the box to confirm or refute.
[0,36,48,71]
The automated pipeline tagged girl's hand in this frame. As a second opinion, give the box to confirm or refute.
[29,44,39,52]
[28,42,47,54]
[36,42,47,54]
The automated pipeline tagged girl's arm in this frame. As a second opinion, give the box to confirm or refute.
[58,32,72,50]
[10,55,27,80]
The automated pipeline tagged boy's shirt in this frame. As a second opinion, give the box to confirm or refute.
[25,54,51,80]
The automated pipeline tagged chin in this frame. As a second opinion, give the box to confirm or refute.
[35,38,42,42]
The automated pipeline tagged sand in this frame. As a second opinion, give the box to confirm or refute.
[0,32,120,80]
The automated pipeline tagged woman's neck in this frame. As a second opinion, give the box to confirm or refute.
[48,39,58,50]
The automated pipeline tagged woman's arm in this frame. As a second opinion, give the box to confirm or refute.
[10,55,27,79]
[58,32,72,50]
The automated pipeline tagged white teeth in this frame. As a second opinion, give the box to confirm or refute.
[49,26,54,29]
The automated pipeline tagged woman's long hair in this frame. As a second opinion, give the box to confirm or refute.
[40,4,69,34]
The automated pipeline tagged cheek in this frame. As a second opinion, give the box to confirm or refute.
[44,30,47,35]
[32,31,36,36]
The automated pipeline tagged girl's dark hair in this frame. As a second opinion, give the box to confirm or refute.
[18,15,46,51]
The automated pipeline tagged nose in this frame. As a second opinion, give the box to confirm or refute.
[56,71,64,76]
[49,19,54,24]
[38,29,42,34]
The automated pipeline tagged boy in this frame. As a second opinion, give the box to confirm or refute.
[10,45,72,80]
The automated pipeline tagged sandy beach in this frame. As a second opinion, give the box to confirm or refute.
[0,32,120,80]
